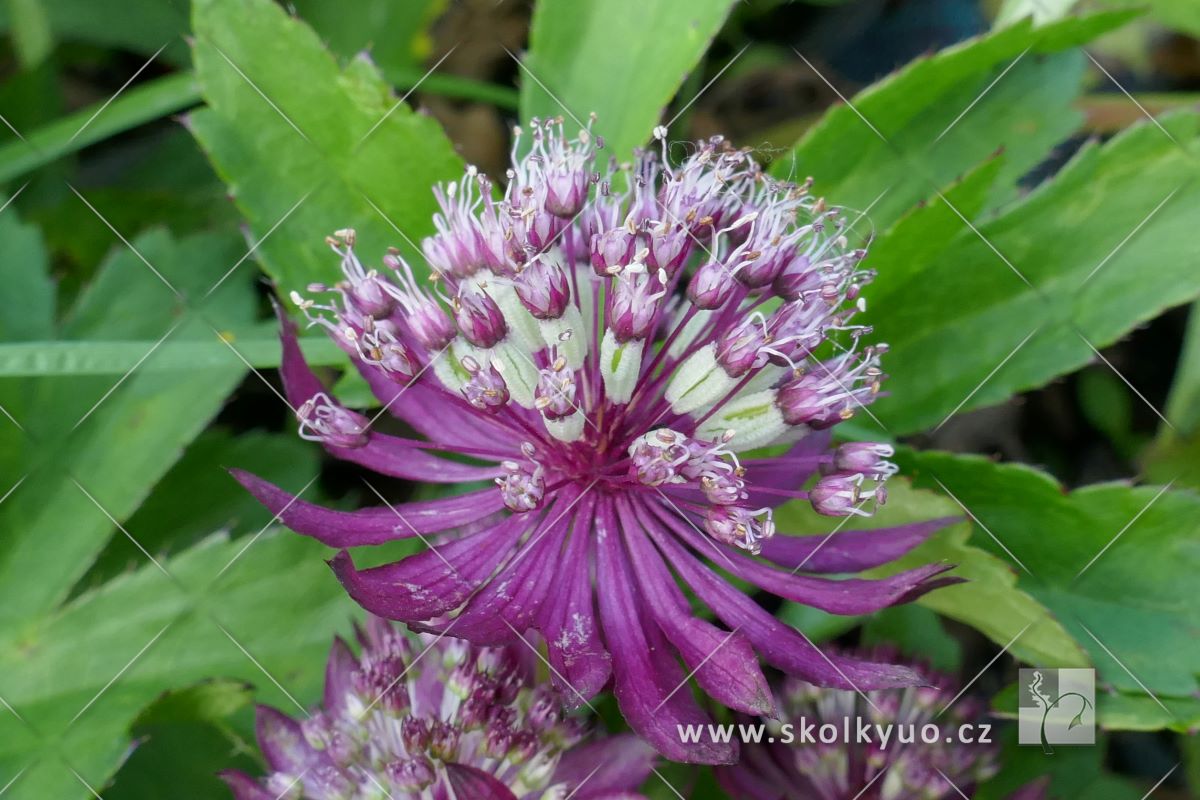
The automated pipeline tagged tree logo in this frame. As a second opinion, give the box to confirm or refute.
[1018,668,1095,751]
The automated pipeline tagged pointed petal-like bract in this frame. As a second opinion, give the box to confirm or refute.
[255,705,326,775]
[595,498,736,764]
[761,516,958,573]
[236,121,957,767]
[218,771,274,800]
[620,497,775,717]
[553,735,657,799]
[537,496,612,707]
[443,764,520,800]
[232,469,504,545]
[329,512,529,621]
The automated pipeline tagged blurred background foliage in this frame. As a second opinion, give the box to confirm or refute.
[1,0,1199,798]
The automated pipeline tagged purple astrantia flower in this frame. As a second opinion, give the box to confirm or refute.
[221,617,654,800]
[714,648,1049,800]
[235,118,961,763]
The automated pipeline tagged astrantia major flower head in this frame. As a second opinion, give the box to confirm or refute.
[236,117,960,763]
[714,648,1024,800]
[221,617,654,800]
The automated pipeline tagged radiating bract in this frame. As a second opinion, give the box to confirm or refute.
[237,118,959,762]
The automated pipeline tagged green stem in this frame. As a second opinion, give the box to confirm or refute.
[384,65,519,109]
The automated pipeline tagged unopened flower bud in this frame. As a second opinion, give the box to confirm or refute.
[609,271,664,342]
[687,260,738,309]
[590,227,636,276]
[455,291,508,349]
[514,257,571,320]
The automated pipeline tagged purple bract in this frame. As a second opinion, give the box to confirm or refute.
[236,118,960,763]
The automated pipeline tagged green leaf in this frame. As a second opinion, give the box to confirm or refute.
[521,0,736,159]
[0,336,346,376]
[0,227,255,625]
[1077,367,1134,449]
[769,12,1135,231]
[105,716,258,800]
[1184,729,1200,798]
[901,449,1200,729]
[991,681,1200,733]
[0,530,356,800]
[1088,692,1200,732]
[291,0,441,74]
[861,604,963,674]
[188,0,464,294]
[0,208,54,343]
[976,726,1143,800]
[1163,304,1200,436]
[1144,303,1200,486]
[0,0,190,63]
[776,603,861,644]
[130,679,254,727]
[774,480,1087,669]
[75,429,323,594]
[859,111,1200,436]
[0,72,201,185]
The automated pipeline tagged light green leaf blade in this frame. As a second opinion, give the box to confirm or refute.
[1162,304,1200,436]
[188,0,464,294]
[769,12,1135,232]
[75,428,323,594]
[858,111,1200,436]
[0,336,346,377]
[0,209,54,344]
[774,480,1088,669]
[291,0,442,73]
[901,449,1200,729]
[520,0,736,159]
[0,209,53,493]
[0,530,356,800]
[0,229,254,625]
